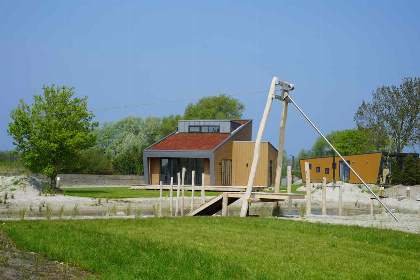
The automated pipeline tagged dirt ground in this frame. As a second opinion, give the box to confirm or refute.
[0,232,93,280]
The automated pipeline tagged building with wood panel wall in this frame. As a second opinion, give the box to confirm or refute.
[143,119,277,187]
[300,152,419,184]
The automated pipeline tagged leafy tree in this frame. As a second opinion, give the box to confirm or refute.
[183,94,245,120]
[160,114,182,136]
[94,116,162,174]
[8,85,97,189]
[310,129,377,157]
[401,155,420,186]
[65,147,114,175]
[354,77,420,153]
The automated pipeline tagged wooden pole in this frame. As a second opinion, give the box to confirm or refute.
[370,198,374,216]
[240,77,278,217]
[169,177,173,216]
[191,170,195,210]
[274,101,289,210]
[287,166,292,214]
[181,167,186,216]
[222,193,228,217]
[322,177,327,215]
[305,162,311,216]
[159,181,163,217]
[176,173,180,216]
[338,182,343,216]
[201,173,205,204]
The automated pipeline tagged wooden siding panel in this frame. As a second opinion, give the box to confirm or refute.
[214,121,252,186]
[232,142,274,187]
[150,157,160,185]
[204,158,211,186]
[300,153,382,184]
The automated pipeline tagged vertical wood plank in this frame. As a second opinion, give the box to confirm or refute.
[287,166,292,214]
[274,101,289,207]
[222,193,229,217]
[191,170,195,210]
[339,182,343,216]
[305,162,311,216]
[201,173,205,204]
[176,173,180,216]
[181,167,186,216]
[322,177,327,215]
[159,181,163,217]
[169,177,173,216]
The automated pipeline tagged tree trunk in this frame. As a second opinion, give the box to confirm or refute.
[50,175,57,191]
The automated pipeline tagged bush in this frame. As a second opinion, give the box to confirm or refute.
[391,155,420,185]
[65,147,114,175]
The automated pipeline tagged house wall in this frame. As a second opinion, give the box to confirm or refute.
[300,153,382,184]
[232,142,277,187]
[204,159,211,186]
[213,121,252,186]
[150,157,160,185]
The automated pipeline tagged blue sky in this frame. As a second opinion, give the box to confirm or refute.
[1,0,419,157]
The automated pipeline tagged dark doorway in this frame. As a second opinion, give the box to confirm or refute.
[339,161,350,182]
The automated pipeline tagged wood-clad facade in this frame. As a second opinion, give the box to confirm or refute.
[300,153,383,184]
[232,142,277,187]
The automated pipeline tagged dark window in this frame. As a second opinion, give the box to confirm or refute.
[316,167,320,172]
[189,126,200,133]
[208,126,220,133]
[201,126,209,132]
[325,168,330,174]
[309,163,312,169]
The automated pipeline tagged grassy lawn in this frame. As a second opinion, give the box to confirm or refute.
[264,184,305,194]
[2,218,419,279]
[62,187,221,199]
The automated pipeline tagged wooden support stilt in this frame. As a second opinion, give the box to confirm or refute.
[287,166,292,214]
[322,177,327,215]
[222,193,228,217]
[181,167,186,216]
[274,100,289,210]
[169,177,173,216]
[176,173,180,216]
[191,170,195,210]
[241,77,279,217]
[338,182,343,216]
[201,173,205,204]
[305,162,311,216]
[370,198,374,216]
[159,181,163,217]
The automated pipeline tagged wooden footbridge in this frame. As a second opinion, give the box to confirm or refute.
[188,192,304,216]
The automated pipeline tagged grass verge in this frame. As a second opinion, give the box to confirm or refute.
[62,187,221,198]
[2,217,419,279]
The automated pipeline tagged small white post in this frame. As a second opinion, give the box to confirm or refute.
[159,181,163,217]
[222,193,229,217]
[338,182,343,216]
[287,166,292,214]
[406,187,410,198]
[176,173,180,216]
[370,198,374,216]
[322,177,327,215]
[191,170,195,210]
[305,162,311,216]
[56,176,61,189]
[169,177,174,216]
[181,167,186,216]
[201,173,205,204]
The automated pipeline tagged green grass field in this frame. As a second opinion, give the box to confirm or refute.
[2,217,419,279]
[62,187,222,198]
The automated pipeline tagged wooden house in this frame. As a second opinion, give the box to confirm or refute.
[143,119,277,187]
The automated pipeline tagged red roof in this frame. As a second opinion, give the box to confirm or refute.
[148,133,230,151]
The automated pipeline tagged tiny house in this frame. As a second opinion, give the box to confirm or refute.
[143,119,277,187]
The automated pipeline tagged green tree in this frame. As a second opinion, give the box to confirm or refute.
[8,85,97,189]
[354,77,420,153]
[401,155,420,186]
[310,129,377,157]
[160,114,182,136]
[94,116,162,174]
[65,147,114,175]
[183,94,245,120]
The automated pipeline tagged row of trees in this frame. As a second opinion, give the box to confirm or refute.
[7,85,245,188]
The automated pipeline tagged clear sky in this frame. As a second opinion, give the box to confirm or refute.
[1,0,419,157]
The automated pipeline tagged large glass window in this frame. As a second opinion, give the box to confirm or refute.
[161,158,205,185]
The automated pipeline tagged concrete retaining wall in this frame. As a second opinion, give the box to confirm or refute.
[57,174,144,187]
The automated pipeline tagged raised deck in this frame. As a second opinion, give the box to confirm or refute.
[188,192,305,216]
[131,185,265,192]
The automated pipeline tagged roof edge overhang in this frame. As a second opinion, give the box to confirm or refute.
[212,119,252,152]
[144,130,177,151]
